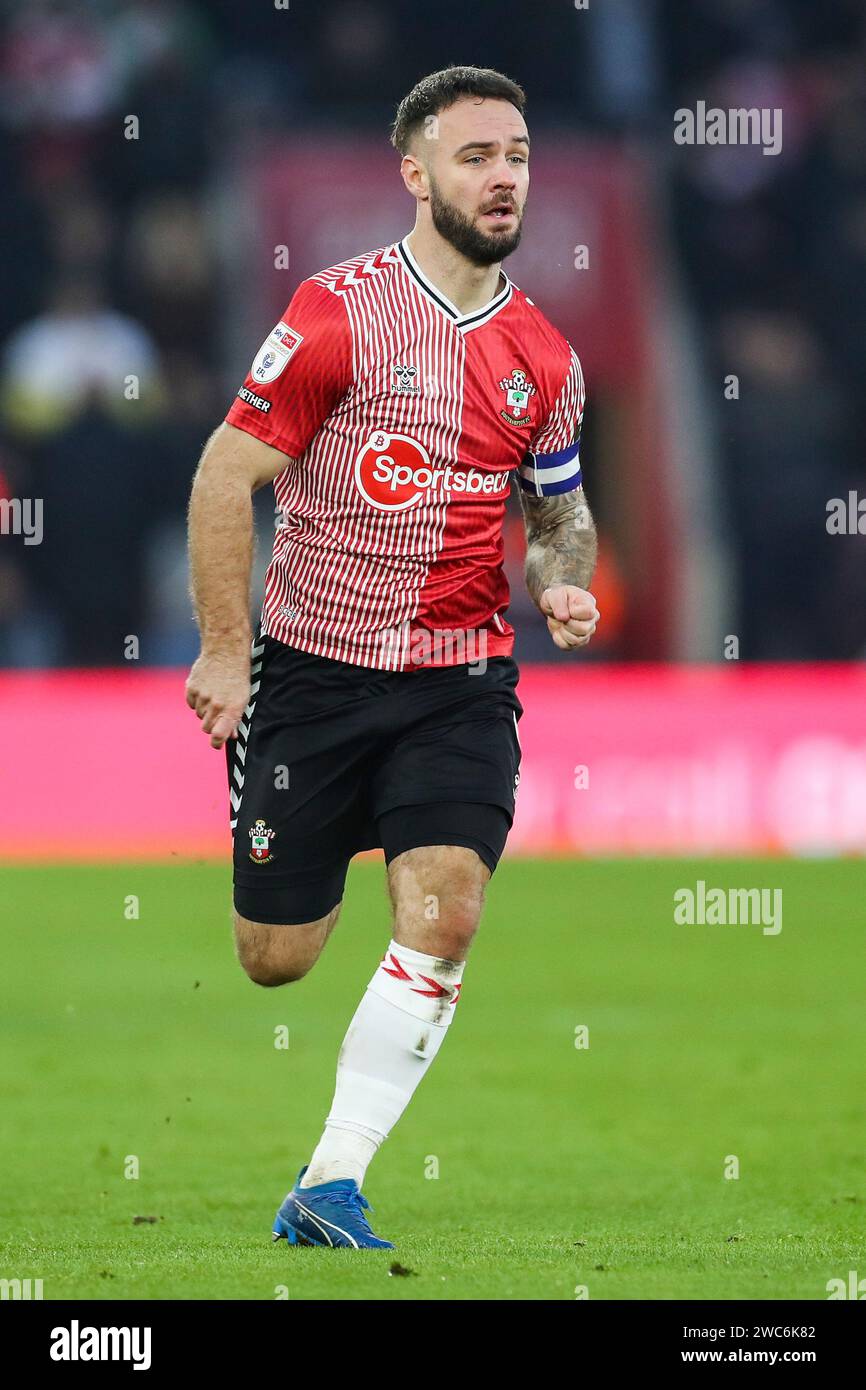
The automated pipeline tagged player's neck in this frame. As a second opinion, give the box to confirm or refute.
[403,227,504,317]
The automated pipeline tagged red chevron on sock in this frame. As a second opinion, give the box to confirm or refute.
[411,973,452,999]
[381,952,412,981]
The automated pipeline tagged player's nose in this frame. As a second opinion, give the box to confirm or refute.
[487,152,518,186]
[490,164,517,190]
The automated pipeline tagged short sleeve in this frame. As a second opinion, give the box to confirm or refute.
[225,279,353,459]
[516,347,585,497]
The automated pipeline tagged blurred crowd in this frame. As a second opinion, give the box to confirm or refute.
[0,0,863,665]
[666,2,866,659]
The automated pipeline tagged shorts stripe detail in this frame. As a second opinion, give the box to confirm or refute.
[229,635,264,833]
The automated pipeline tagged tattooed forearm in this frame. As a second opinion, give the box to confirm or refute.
[519,485,598,605]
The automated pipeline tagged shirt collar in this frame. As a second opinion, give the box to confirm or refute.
[396,237,513,332]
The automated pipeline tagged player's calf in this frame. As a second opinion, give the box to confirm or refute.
[233,905,341,986]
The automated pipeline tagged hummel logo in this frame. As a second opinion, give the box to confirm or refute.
[393,363,421,396]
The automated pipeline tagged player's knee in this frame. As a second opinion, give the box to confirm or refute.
[436,865,487,950]
[241,950,312,988]
[434,907,481,960]
[389,844,488,956]
[407,892,484,960]
[233,908,339,987]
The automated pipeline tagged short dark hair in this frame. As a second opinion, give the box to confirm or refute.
[390,65,527,155]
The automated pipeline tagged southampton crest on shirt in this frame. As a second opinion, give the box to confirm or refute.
[498,367,537,426]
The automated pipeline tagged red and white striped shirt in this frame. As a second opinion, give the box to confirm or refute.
[225,238,585,670]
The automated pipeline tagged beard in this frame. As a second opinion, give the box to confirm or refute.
[428,177,524,266]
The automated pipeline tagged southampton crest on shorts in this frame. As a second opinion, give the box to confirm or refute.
[249,818,276,864]
[498,367,537,426]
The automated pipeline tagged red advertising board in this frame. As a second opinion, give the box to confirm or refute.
[2,666,864,860]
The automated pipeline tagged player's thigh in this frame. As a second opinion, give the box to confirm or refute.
[372,660,523,823]
[226,636,376,983]
[233,902,342,987]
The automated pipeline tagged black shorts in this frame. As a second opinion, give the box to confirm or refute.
[226,633,523,924]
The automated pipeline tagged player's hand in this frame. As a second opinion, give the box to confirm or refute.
[185,651,251,749]
[539,585,600,652]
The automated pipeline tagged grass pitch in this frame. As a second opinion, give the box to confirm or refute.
[1,857,862,1300]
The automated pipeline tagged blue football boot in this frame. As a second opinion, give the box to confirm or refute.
[271,1165,395,1249]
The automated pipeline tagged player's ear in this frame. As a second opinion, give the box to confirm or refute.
[400,152,429,201]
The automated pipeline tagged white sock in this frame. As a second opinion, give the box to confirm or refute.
[300,940,465,1189]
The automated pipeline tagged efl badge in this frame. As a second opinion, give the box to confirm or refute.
[498,368,536,427]
[250,322,303,385]
[249,819,276,864]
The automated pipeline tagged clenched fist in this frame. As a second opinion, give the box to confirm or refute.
[185,651,251,749]
[539,585,600,652]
